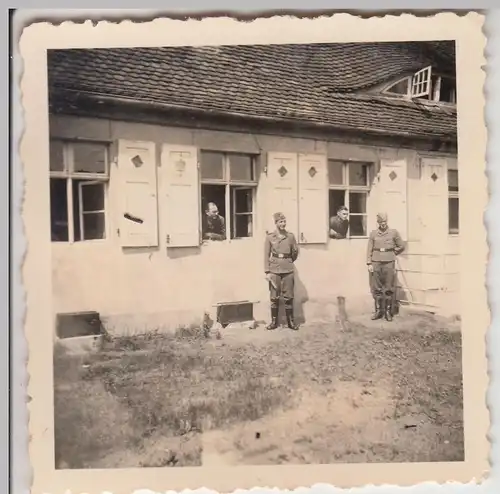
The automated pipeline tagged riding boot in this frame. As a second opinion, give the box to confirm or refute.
[371,297,383,320]
[385,296,393,322]
[266,306,279,330]
[285,307,299,330]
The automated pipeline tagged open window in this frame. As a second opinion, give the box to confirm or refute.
[200,151,258,241]
[328,160,373,238]
[410,65,456,104]
[411,66,433,99]
[49,139,110,243]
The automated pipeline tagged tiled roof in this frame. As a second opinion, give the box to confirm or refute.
[48,41,457,141]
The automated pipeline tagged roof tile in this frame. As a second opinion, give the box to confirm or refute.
[48,41,457,140]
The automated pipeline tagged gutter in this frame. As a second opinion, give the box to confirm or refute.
[50,88,457,143]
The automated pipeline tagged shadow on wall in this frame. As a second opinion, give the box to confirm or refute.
[166,245,202,260]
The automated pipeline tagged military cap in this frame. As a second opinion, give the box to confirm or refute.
[376,212,388,222]
[273,212,286,223]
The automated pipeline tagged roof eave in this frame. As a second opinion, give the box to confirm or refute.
[48,89,457,143]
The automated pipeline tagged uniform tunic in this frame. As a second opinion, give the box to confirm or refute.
[202,214,226,241]
[329,215,349,239]
[366,228,405,297]
[264,230,299,307]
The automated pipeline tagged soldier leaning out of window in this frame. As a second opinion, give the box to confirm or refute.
[202,202,226,241]
[329,206,349,239]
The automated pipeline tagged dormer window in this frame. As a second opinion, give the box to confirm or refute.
[384,77,411,96]
[410,65,456,104]
[381,65,456,105]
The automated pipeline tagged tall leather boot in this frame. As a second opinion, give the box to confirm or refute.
[385,296,393,322]
[371,297,383,320]
[266,305,279,330]
[285,306,299,330]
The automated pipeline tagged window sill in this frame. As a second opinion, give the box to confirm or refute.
[52,239,108,246]
[201,236,255,245]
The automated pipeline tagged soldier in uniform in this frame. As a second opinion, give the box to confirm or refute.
[329,206,349,239]
[264,212,300,330]
[202,202,226,241]
[366,212,405,321]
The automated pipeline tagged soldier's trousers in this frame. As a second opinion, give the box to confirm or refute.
[371,261,396,298]
[268,272,294,309]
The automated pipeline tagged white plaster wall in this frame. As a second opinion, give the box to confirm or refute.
[49,115,460,334]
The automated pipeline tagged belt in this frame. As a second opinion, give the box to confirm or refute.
[374,248,394,252]
[271,252,292,259]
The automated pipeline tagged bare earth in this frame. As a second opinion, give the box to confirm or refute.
[53,308,464,469]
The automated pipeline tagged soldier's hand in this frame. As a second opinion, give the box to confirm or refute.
[367,264,374,273]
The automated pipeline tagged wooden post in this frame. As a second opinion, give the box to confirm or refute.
[337,296,350,331]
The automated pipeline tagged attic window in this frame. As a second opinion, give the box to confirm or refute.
[410,65,456,104]
[383,77,410,96]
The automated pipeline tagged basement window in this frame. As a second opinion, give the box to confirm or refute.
[56,311,104,339]
[215,302,254,327]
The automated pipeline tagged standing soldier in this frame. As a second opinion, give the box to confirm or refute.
[366,212,405,321]
[264,212,300,330]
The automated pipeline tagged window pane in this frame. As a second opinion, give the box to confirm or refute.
[50,140,65,172]
[82,212,106,240]
[73,142,107,174]
[449,197,459,234]
[348,163,370,186]
[81,183,105,212]
[329,189,346,217]
[385,79,409,95]
[233,187,253,214]
[50,178,68,241]
[229,154,254,181]
[200,151,224,180]
[328,160,344,185]
[448,169,459,192]
[349,215,367,237]
[234,214,253,238]
[348,192,367,214]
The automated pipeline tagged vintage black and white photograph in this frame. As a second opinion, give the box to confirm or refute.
[19,12,489,493]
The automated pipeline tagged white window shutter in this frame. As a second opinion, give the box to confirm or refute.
[266,152,299,235]
[298,153,328,244]
[419,157,449,249]
[161,144,200,248]
[411,65,432,98]
[379,158,408,240]
[117,140,159,248]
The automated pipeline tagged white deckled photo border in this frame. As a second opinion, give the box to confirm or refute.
[15,11,490,494]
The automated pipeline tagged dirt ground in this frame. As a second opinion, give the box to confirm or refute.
[53,308,464,468]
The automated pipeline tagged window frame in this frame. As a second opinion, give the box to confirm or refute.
[381,66,456,107]
[49,138,110,244]
[199,151,258,242]
[447,167,459,236]
[328,159,373,239]
[381,76,411,98]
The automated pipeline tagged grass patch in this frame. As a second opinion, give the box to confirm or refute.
[54,315,464,468]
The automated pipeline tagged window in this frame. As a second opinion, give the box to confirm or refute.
[448,167,459,234]
[49,139,109,242]
[328,160,372,238]
[383,77,411,97]
[410,65,456,104]
[200,151,257,241]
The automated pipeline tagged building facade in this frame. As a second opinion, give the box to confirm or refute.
[47,42,459,336]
